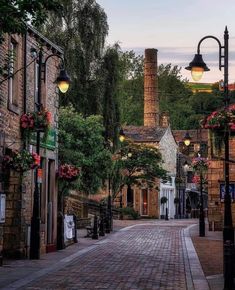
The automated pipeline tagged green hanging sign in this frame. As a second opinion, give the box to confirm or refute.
[30,128,56,150]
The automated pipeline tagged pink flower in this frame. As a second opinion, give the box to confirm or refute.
[230,123,235,131]
[58,164,80,181]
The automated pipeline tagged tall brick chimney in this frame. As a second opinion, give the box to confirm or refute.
[144,48,159,127]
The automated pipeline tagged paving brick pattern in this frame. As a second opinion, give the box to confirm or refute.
[20,224,187,290]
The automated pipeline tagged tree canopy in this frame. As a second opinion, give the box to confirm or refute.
[110,140,168,198]
[0,0,61,43]
[58,105,112,195]
[40,0,109,116]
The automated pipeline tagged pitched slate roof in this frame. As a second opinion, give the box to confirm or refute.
[123,126,167,142]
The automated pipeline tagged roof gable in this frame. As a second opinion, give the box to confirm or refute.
[123,126,167,142]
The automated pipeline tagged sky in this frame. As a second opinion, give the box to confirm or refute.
[96,0,235,83]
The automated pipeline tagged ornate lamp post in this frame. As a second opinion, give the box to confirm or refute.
[30,48,70,259]
[193,154,206,237]
[199,161,205,237]
[186,27,234,289]
[177,132,191,218]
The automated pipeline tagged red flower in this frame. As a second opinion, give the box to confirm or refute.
[46,111,52,123]
[192,175,200,184]
[58,164,80,181]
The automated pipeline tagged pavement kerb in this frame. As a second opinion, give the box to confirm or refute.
[183,224,210,290]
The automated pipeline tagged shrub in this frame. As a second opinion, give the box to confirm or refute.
[120,207,140,220]
[160,196,168,204]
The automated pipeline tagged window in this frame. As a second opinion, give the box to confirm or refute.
[141,189,148,215]
[8,38,19,112]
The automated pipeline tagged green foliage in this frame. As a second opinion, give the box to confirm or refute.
[101,45,121,150]
[116,50,228,130]
[58,105,112,195]
[0,0,61,43]
[120,207,140,220]
[118,51,144,125]
[40,0,108,116]
[174,197,180,204]
[111,140,168,198]
[160,196,168,204]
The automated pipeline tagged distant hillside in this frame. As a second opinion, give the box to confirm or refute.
[187,82,213,93]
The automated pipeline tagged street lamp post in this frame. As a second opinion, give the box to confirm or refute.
[119,191,123,220]
[30,48,70,259]
[186,27,234,289]
[177,153,182,218]
[199,159,205,237]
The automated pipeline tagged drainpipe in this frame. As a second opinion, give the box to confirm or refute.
[23,32,27,115]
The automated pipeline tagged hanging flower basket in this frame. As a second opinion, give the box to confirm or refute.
[201,104,235,130]
[3,150,40,172]
[58,164,80,182]
[192,174,207,186]
[20,108,52,140]
[201,104,235,154]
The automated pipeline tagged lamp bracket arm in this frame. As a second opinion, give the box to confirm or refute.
[197,35,222,70]
[42,53,65,82]
[44,54,64,67]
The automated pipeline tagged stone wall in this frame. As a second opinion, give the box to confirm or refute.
[0,29,61,257]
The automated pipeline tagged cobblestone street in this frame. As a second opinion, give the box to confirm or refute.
[0,219,224,290]
[24,224,187,290]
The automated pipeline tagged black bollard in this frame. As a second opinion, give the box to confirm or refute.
[165,207,169,221]
[57,211,65,250]
[92,214,99,239]
[105,210,110,233]
[99,205,105,236]
[73,214,78,243]
[0,251,3,266]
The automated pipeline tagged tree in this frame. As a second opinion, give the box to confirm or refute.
[101,45,122,151]
[58,105,112,195]
[0,0,61,43]
[118,50,144,125]
[40,0,108,116]
[110,140,168,198]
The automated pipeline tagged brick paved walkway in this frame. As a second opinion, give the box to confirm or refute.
[0,219,223,290]
[19,224,187,290]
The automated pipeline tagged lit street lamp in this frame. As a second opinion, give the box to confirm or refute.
[183,131,192,147]
[30,48,70,259]
[186,27,234,289]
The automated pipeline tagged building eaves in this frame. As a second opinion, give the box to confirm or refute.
[123,126,167,142]
[27,25,63,55]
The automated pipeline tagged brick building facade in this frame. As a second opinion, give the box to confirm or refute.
[0,26,62,258]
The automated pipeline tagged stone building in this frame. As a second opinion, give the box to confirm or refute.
[121,49,177,219]
[0,26,62,258]
[207,135,235,231]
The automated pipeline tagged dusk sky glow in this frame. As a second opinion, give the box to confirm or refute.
[97,0,235,83]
